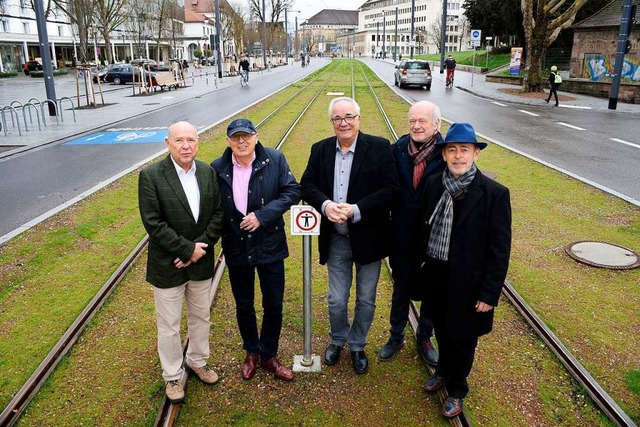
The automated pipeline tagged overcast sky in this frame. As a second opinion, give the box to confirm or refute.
[291,0,365,21]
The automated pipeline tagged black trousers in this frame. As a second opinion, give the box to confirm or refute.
[228,260,285,360]
[546,83,559,105]
[389,266,433,343]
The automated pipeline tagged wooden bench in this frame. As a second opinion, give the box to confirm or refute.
[151,72,183,91]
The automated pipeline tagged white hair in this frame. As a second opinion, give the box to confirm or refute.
[328,97,361,119]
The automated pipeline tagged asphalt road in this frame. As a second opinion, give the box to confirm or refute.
[361,58,640,205]
[0,62,322,240]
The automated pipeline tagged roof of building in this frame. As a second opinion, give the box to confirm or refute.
[572,0,633,29]
[306,9,359,26]
[185,9,209,23]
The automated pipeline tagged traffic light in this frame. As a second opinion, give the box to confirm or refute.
[625,4,637,54]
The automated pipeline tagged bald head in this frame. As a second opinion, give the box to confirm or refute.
[166,121,199,171]
[408,101,441,144]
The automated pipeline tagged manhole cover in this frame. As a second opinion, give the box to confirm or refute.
[565,241,640,270]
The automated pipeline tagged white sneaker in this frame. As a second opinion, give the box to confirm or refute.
[165,380,185,403]
[188,364,219,385]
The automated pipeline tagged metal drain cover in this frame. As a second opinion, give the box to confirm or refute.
[565,241,640,270]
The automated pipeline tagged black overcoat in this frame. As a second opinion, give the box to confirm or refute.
[300,132,400,265]
[414,169,512,338]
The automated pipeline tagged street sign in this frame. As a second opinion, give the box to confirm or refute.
[470,29,481,41]
[290,205,320,235]
[471,40,480,47]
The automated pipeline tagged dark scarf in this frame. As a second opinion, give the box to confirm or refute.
[426,164,477,261]
[407,132,438,189]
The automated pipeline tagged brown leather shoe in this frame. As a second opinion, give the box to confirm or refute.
[242,353,260,380]
[442,397,463,418]
[260,357,294,381]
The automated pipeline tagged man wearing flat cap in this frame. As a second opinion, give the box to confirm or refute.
[211,118,301,381]
[415,123,511,418]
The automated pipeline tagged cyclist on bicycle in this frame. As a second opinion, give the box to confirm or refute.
[300,52,306,67]
[444,54,456,87]
[238,55,250,82]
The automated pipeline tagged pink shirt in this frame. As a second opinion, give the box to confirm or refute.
[231,153,255,215]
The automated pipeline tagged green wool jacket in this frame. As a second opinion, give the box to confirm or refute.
[138,155,224,288]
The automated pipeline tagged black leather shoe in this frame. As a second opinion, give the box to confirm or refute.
[378,338,404,361]
[324,344,342,365]
[419,339,439,366]
[351,350,368,374]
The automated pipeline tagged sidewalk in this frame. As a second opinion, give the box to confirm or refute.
[0,65,290,157]
[379,57,640,115]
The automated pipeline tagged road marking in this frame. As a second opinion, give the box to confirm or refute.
[559,105,591,110]
[492,101,508,106]
[611,138,640,149]
[518,110,539,117]
[557,122,585,131]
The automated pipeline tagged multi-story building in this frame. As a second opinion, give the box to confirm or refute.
[299,9,359,55]
[335,0,468,59]
[0,0,75,72]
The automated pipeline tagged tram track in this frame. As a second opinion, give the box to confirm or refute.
[356,62,636,427]
[1,60,636,426]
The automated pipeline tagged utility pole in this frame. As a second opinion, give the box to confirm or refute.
[214,0,223,78]
[34,0,57,116]
[394,7,398,61]
[608,0,636,110]
[440,0,447,73]
[382,11,386,59]
[410,0,415,58]
[261,0,267,69]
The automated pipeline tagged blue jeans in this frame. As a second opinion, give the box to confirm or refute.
[228,261,285,360]
[327,234,381,351]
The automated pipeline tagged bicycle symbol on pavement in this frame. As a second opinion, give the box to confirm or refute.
[115,131,158,141]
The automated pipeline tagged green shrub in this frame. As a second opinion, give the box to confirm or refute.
[0,71,19,78]
[29,69,70,78]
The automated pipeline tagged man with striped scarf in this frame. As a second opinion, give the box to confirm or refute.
[415,123,512,418]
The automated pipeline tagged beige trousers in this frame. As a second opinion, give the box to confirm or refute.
[154,278,212,381]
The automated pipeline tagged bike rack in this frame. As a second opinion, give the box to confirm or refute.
[1,105,22,136]
[41,99,59,126]
[8,101,23,127]
[22,102,42,132]
[26,97,44,125]
[57,97,76,123]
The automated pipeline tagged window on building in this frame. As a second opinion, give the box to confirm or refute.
[1,19,9,32]
[58,25,64,37]
[23,22,30,34]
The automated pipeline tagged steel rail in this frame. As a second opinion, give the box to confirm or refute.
[0,237,149,427]
[360,61,634,427]
[502,280,636,427]
[154,67,337,427]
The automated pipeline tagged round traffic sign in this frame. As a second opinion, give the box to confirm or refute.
[295,209,318,231]
[471,30,480,39]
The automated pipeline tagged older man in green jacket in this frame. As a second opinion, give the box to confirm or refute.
[138,121,224,403]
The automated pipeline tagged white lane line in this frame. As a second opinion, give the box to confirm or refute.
[557,122,586,131]
[559,105,591,110]
[611,138,640,149]
[492,101,508,107]
[518,110,539,117]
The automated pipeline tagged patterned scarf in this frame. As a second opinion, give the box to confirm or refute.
[407,133,438,189]
[426,164,477,261]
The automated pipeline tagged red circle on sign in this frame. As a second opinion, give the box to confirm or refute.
[295,209,318,231]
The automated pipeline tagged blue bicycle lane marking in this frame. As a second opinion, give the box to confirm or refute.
[64,130,168,145]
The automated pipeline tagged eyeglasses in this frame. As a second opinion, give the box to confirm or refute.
[330,114,359,125]
[229,133,255,142]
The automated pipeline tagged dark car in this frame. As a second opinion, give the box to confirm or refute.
[104,64,157,85]
[23,60,43,75]
[91,66,110,83]
[394,59,432,90]
[130,59,159,71]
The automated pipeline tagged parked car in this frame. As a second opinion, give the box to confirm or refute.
[130,58,159,71]
[91,66,110,83]
[104,64,157,86]
[394,59,432,90]
[23,58,57,75]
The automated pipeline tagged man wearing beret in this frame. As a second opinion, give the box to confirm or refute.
[415,123,511,418]
[139,121,224,403]
[212,118,301,381]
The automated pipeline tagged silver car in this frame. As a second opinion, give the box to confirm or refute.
[394,60,432,90]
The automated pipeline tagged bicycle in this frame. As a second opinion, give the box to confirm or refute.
[445,69,455,89]
[240,69,249,87]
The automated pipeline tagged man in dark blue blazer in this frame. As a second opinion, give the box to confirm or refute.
[139,121,224,403]
[379,101,446,365]
[417,123,511,418]
[301,97,399,374]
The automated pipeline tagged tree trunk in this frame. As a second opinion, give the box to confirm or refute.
[523,24,548,92]
[104,34,113,63]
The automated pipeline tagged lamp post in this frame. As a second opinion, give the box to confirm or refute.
[261,0,267,69]
[410,0,415,58]
[382,10,386,59]
[376,20,379,57]
[393,7,398,61]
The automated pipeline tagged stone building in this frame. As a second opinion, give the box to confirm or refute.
[571,0,639,82]
[300,9,359,55]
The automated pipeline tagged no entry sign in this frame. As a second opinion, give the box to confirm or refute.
[290,205,320,235]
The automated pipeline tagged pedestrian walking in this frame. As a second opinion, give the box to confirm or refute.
[545,65,562,107]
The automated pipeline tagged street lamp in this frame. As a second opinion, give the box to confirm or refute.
[376,20,379,57]
[382,10,386,59]
[410,0,415,58]
[393,7,398,61]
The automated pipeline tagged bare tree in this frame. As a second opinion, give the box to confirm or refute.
[127,0,154,58]
[95,0,129,63]
[521,0,588,92]
[53,0,97,63]
[429,20,442,53]
[248,0,291,52]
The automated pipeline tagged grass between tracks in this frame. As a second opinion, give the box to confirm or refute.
[0,60,638,426]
